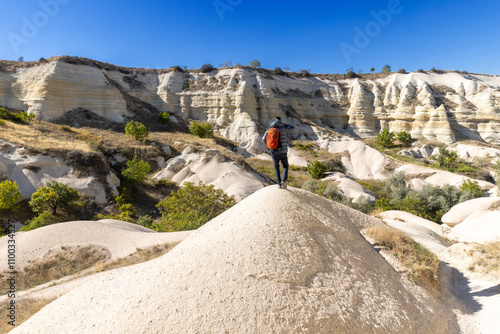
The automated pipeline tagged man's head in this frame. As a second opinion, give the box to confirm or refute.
[276,116,281,121]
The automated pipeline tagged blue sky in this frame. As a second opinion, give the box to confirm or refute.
[1,0,499,74]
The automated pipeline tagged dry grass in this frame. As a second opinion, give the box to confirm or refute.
[0,121,91,153]
[366,225,440,295]
[96,242,177,272]
[469,241,500,280]
[0,245,110,294]
[0,297,56,333]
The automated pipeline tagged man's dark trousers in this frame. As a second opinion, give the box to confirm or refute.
[272,152,289,185]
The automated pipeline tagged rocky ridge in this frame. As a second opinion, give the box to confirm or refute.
[1,58,500,154]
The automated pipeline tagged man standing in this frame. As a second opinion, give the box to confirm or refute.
[262,117,295,189]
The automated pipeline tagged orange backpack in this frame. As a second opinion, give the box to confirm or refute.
[266,128,280,150]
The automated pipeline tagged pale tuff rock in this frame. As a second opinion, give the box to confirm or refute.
[451,211,500,243]
[323,172,376,202]
[326,140,389,180]
[441,197,500,227]
[0,140,112,204]
[154,148,264,201]
[398,144,434,159]
[2,60,500,151]
[396,164,495,192]
[11,187,459,334]
[0,219,193,271]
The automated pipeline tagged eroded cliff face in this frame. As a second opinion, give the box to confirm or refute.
[1,60,500,153]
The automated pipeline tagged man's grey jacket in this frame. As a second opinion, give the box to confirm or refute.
[262,119,295,156]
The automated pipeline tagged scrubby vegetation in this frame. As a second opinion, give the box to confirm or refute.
[20,211,59,232]
[0,107,35,124]
[374,172,483,222]
[0,180,21,211]
[307,160,328,179]
[190,121,214,138]
[155,181,236,232]
[376,128,395,148]
[366,225,440,294]
[469,241,500,280]
[125,120,148,141]
[121,155,151,184]
[157,112,170,124]
[29,181,81,216]
[300,170,484,222]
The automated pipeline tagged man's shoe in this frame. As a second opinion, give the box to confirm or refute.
[282,182,287,189]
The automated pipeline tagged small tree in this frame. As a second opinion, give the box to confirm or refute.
[200,63,214,73]
[459,179,483,199]
[20,211,57,231]
[370,67,375,73]
[125,121,148,141]
[376,128,395,148]
[249,59,261,68]
[121,155,151,183]
[307,161,328,179]
[397,68,406,74]
[29,181,81,215]
[190,121,214,138]
[158,112,170,124]
[0,180,21,211]
[382,64,391,73]
[396,131,413,146]
[437,147,457,168]
[155,182,236,232]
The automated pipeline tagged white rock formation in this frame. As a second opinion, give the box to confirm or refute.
[0,219,193,271]
[441,197,500,227]
[0,140,115,204]
[2,59,500,153]
[11,187,459,334]
[396,164,495,192]
[323,172,376,202]
[326,140,388,180]
[154,148,264,201]
[451,211,500,243]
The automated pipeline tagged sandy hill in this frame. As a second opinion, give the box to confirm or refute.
[12,186,459,334]
[0,219,193,271]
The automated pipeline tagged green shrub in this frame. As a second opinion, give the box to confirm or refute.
[158,112,170,124]
[20,211,57,231]
[384,172,408,202]
[249,59,261,68]
[376,128,395,148]
[190,121,214,138]
[59,125,73,132]
[20,111,35,123]
[29,181,81,215]
[0,119,5,126]
[437,147,457,168]
[302,179,319,193]
[459,179,483,200]
[0,108,35,124]
[121,156,151,184]
[396,131,413,146]
[307,160,327,179]
[125,121,148,141]
[136,215,154,228]
[295,142,314,151]
[155,181,236,232]
[343,196,374,214]
[200,64,214,73]
[0,180,21,211]
[323,184,344,201]
[382,64,391,73]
